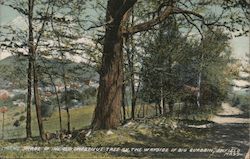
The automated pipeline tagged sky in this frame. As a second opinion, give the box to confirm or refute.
[0,4,249,65]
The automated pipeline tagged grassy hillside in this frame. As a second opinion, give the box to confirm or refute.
[1,105,95,139]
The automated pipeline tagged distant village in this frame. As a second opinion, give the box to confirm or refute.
[0,78,99,109]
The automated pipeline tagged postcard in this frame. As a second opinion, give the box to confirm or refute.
[0,0,249,158]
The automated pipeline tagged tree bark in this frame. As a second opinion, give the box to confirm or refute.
[28,0,45,141]
[46,71,62,132]
[63,73,71,133]
[26,60,32,139]
[162,98,167,115]
[92,0,184,129]
[169,100,174,115]
[125,9,137,120]
[2,112,4,139]
[158,103,162,115]
[55,87,63,132]
[142,104,145,118]
[160,80,165,115]
[197,72,202,107]
[128,51,136,119]
[155,103,158,116]
[32,62,45,140]
[92,0,136,130]
[122,82,126,121]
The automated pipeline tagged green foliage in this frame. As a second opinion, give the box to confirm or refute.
[0,56,27,88]
[199,30,232,103]
[13,120,21,127]
[140,21,232,115]
[19,115,26,121]
[140,19,185,104]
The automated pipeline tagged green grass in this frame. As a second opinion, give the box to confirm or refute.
[0,100,222,140]
[0,102,245,159]
[0,115,211,159]
[0,105,95,139]
[0,103,157,139]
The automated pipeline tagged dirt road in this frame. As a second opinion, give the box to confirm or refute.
[211,102,250,124]
[209,102,250,159]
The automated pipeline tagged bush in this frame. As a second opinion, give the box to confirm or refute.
[19,115,26,121]
[13,120,20,127]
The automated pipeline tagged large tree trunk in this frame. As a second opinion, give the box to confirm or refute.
[28,0,45,141]
[92,0,135,130]
[26,60,32,139]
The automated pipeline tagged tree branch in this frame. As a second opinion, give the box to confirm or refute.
[34,1,52,52]
[123,6,173,35]
[182,14,204,40]
[172,7,204,19]
[114,0,138,22]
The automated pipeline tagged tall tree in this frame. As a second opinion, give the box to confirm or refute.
[26,0,34,140]
[92,0,249,129]
[92,0,137,129]
[28,0,48,141]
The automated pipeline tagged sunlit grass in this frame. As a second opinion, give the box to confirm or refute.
[0,105,95,139]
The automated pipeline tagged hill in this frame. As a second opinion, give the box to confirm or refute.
[0,55,98,89]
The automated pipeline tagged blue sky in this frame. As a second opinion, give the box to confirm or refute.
[0,4,249,64]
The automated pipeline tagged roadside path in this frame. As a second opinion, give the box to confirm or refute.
[211,102,250,124]
[209,102,250,159]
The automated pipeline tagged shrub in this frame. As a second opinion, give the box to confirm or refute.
[13,120,20,127]
[19,115,26,121]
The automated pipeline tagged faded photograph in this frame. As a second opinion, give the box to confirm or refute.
[0,0,249,158]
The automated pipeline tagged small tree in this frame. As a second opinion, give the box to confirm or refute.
[0,106,8,139]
